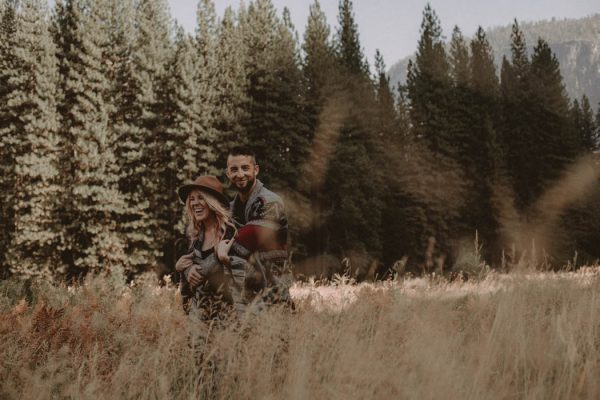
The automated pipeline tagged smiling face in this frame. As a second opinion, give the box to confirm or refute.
[226,154,259,193]
[187,189,212,223]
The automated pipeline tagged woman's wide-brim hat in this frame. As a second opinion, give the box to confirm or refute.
[177,175,229,207]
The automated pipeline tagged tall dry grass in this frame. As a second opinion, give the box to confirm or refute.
[1,267,599,399]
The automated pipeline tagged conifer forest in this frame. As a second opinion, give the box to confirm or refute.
[1,0,599,281]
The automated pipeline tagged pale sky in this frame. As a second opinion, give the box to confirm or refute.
[46,0,600,66]
[169,0,599,66]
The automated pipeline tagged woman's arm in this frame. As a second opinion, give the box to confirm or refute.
[176,253,203,287]
[175,252,193,272]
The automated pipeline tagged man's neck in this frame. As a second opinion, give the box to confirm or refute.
[238,180,258,203]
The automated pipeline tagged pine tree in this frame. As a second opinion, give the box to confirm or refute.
[595,104,600,151]
[468,26,502,261]
[560,106,600,263]
[196,0,217,56]
[406,3,452,156]
[125,0,173,267]
[577,95,596,152]
[499,55,515,153]
[323,137,384,259]
[320,0,384,264]
[498,26,577,262]
[3,0,65,278]
[405,4,462,268]
[303,0,336,106]
[51,0,79,136]
[571,98,582,150]
[373,50,396,125]
[373,49,400,162]
[213,6,248,161]
[469,27,501,179]
[470,27,499,96]
[529,38,574,187]
[0,0,18,276]
[396,83,411,137]
[334,0,367,76]
[275,6,311,180]
[560,100,599,263]
[241,0,310,188]
[299,0,338,258]
[162,27,204,237]
[193,0,219,176]
[373,49,410,266]
[570,96,597,156]
[302,0,337,179]
[53,0,128,274]
[526,38,577,264]
[103,0,161,273]
[373,49,399,155]
[447,25,471,189]
[510,19,528,78]
[499,20,536,210]
[449,26,470,85]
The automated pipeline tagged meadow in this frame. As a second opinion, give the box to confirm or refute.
[1,266,599,399]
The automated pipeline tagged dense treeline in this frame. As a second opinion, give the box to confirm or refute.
[0,0,598,280]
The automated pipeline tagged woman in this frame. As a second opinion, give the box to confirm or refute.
[175,175,246,319]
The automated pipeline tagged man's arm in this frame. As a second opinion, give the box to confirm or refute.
[218,212,285,265]
[219,193,288,265]
[245,197,288,248]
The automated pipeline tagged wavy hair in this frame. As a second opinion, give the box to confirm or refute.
[184,189,236,243]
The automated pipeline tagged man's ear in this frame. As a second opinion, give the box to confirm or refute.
[254,164,260,176]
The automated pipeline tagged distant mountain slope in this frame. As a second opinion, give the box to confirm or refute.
[389,14,600,109]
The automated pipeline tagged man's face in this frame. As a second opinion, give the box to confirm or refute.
[226,154,259,193]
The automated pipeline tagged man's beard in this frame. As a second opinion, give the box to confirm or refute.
[237,177,255,193]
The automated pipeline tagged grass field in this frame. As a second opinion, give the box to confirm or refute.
[1,266,599,399]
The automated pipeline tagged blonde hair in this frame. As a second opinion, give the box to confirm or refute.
[184,189,236,243]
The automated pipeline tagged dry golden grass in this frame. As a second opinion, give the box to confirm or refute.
[1,266,600,399]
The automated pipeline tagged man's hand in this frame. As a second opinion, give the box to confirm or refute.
[187,265,203,287]
[175,253,193,272]
[217,239,235,266]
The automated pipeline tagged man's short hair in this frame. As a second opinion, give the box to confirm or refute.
[228,146,257,164]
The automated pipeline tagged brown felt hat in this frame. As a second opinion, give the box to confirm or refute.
[177,175,229,207]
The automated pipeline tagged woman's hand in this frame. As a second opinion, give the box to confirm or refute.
[187,265,203,287]
[175,253,193,272]
[216,239,235,266]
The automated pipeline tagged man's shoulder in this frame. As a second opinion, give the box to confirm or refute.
[247,183,287,224]
[255,184,284,207]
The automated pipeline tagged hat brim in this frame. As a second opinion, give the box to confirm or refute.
[177,184,229,208]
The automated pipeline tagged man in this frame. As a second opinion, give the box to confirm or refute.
[217,146,292,309]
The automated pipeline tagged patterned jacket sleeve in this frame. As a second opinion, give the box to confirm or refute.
[246,197,287,231]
